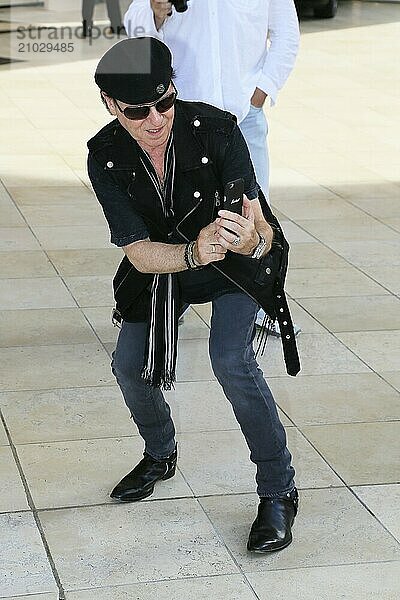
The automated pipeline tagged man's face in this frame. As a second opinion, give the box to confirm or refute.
[105,83,175,150]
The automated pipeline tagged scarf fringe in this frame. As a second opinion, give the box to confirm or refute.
[141,367,176,391]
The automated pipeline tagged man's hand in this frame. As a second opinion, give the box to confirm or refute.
[215,197,259,256]
[150,0,172,30]
[193,222,227,266]
[250,87,268,109]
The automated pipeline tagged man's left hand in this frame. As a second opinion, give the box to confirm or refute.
[215,197,259,256]
[250,87,267,109]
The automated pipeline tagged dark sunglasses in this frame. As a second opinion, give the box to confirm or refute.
[113,89,177,121]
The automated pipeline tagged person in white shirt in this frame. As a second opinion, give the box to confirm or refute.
[124,0,300,332]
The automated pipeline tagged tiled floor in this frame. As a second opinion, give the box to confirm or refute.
[0,1,399,598]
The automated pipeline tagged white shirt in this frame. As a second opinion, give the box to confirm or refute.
[124,0,300,123]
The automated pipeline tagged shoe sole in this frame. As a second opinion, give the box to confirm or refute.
[247,535,293,553]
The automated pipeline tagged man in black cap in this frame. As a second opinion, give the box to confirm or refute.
[88,37,300,553]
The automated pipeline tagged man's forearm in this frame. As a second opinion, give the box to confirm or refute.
[124,240,187,274]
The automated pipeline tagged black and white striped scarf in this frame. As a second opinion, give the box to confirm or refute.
[139,134,180,390]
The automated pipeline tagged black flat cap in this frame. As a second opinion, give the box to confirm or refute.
[95,37,173,105]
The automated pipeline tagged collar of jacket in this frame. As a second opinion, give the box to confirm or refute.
[96,101,221,175]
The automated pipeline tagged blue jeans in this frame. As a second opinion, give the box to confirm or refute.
[112,292,295,498]
[239,104,269,199]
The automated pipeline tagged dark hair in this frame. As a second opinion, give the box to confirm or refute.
[100,91,113,114]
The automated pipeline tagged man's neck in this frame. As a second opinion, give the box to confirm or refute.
[138,141,167,181]
[139,142,167,161]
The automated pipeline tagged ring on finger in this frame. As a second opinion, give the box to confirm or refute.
[211,244,216,253]
[233,236,240,246]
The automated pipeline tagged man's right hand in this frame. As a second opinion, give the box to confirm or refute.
[193,222,227,266]
[151,0,172,30]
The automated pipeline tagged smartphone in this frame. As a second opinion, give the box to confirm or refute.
[223,178,244,215]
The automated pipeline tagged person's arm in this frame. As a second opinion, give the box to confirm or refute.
[123,222,227,274]
[257,0,300,106]
[88,154,226,274]
[215,124,274,257]
[124,0,170,37]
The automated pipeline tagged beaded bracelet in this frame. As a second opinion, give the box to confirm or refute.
[184,241,203,270]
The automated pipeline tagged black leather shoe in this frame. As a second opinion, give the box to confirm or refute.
[110,447,177,502]
[247,488,299,553]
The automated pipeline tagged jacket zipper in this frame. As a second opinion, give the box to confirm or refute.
[176,197,203,230]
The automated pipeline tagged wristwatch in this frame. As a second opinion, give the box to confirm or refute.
[251,234,268,259]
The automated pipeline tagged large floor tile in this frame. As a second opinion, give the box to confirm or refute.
[380,371,400,392]
[0,278,75,311]
[279,220,315,244]
[247,562,400,600]
[39,500,239,588]
[297,216,399,242]
[47,248,122,277]
[0,512,58,597]
[17,437,192,509]
[82,307,119,344]
[0,308,98,347]
[352,484,400,542]
[288,243,351,269]
[360,265,400,296]
[326,240,400,267]
[0,386,132,444]
[177,308,210,340]
[298,295,400,332]
[169,380,293,430]
[383,217,400,234]
[348,196,400,218]
[8,185,95,207]
[176,339,216,382]
[337,330,400,372]
[20,203,106,227]
[287,299,326,334]
[286,268,388,298]
[0,422,8,445]
[0,344,113,391]
[302,422,400,485]
[64,276,113,307]
[200,488,400,572]
[0,251,57,279]
[0,446,28,512]
[286,428,345,490]
[258,333,370,377]
[270,373,400,426]
[192,303,211,325]
[1,169,82,189]
[177,428,341,497]
[166,381,239,432]
[32,225,112,250]
[4,595,58,600]
[0,198,25,227]
[178,430,256,496]
[0,227,41,252]
[65,575,257,600]
[272,197,363,221]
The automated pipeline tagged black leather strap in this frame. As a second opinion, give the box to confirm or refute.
[274,285,301,376]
